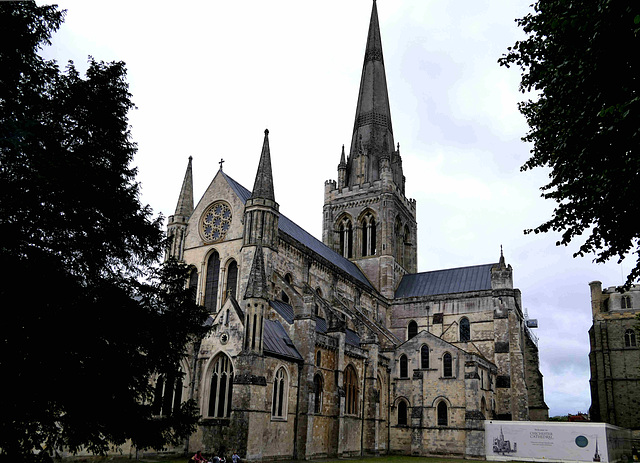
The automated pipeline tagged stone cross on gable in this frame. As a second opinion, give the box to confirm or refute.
[219,158,225,170]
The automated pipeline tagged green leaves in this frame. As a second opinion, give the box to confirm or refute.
[500,0,640,288]
[0,3,210,461]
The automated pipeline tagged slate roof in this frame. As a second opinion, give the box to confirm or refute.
[345,328,361,347]
[266,307,360,347]
[221,171,372,289]
[269,300,294,324]
[263,319,302,361]
[395,263,497,298]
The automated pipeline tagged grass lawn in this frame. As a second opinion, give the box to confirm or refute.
[73,456,473,463]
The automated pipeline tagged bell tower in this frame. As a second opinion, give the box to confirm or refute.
[322,0,417,298]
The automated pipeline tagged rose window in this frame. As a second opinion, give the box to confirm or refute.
[201,201,232,242]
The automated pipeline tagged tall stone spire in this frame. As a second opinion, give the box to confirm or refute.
[250,129,275,201]
[166,156,194,261]
[174,156,194,217]
[243,129,279,250]
[346,0,399,187]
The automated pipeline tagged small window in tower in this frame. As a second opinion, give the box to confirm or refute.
[625,329,637,347]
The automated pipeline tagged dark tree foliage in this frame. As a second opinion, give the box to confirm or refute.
[0,3,210,460]
[499,0,640,287]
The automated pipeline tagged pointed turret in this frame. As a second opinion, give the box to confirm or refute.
[243,244,268,355]
[174,156,194,217]
[244,244,268,300]
[250,129,275,202]
[337,144,347,189]
[346,0,401,188]
[166,156,194,261]
[243,129,280,250]
[492,246,513,289]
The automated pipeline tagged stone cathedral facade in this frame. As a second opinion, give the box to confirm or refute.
[163,2,547,459]
[588,282,640,438]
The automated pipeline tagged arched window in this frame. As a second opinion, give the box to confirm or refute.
[271,367,289,419]
[344,365,358,415]
[281,273,292,303]
[460,317,470,342]
[443,353,453,377]
[403,224,411,267]
[313,374,323,414]
[420,345,429,369]
[394,217,403,264]
[621,295,632,309]
[316,350,322,367]
[481,396,487,418]
[361,212,376,257]
[625,329,637,347]
[437,400,448,426]
[188,268,198,302]
[397,399,408,426]
[225,259,238,301]
[399,354,408,378]
[208,354,233,418]
[204,251,220,312]
[407,320,418,340]
[152,368,185,417]
[272,367,288,419]
[339,218,353,258]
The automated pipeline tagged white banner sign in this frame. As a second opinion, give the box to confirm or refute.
[485,421,631,463]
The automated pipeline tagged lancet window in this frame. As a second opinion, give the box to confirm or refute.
[397,399,408,425]
[443,352,453,377]
[225,259,238,301]
[339,217,353,258]
[272,367,288,419]
[152,367,185,417]
[460,317,470,342]
[420,345,429,369]
[188,267,198,302]
[399,354,408,378]
[437,400,448,426]
[204,250,220,312]
[313,373,323,414]
[344,365,358,415]
[361,212,376,257]
[208,354,233,418]
[407,320,418,340]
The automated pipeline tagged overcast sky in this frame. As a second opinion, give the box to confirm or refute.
[39,0,630,418]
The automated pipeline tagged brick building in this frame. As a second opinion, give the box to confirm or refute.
[162,2,547,459]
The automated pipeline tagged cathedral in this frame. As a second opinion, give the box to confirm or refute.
[162,1,547,459]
